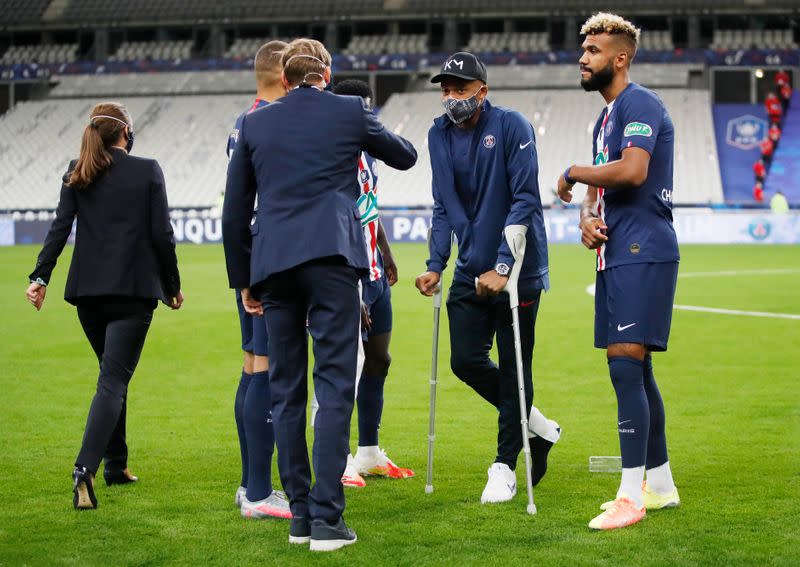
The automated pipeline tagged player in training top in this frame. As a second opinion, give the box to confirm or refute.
[557,13,681,530]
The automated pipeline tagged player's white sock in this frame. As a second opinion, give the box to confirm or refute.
[355,445,380,458]
[528,406,561,443]
[646,461,676,495]
[617,466,645,508]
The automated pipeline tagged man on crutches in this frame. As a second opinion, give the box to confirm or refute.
[415,52,561,507]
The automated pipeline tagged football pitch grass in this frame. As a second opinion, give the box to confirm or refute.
[0,243,798,566]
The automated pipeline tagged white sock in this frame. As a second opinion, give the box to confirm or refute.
[528,406,561,443]
[617,466,645,508]
[646,461,676,495]
[356,445,380,458]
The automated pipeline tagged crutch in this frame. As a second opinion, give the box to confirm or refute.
[425,227,443,494]
[503,224,536,515]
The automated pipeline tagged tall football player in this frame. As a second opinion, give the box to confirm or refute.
[557,13,681,530]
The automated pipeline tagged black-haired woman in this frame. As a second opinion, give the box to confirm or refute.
[26,101,183,510]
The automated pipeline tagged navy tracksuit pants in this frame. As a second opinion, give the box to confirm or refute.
[446,280,541,470]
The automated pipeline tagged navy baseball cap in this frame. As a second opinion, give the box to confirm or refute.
[431,52,488,84]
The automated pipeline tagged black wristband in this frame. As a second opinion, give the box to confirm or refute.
[564,166,576,185]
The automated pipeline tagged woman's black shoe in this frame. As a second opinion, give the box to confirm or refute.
[72,466,98,510]
[103,467,139,487]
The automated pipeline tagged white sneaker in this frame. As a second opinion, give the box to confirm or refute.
[234,485,246,508]
[240,491,292,519]
[353,446,415,479]
[341,454,366,488]
[480,463,517,504]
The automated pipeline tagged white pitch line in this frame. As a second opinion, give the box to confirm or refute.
[679,268,800,278]
[584,283,800,320]
[672,304,800,320]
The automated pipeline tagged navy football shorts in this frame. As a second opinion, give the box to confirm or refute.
[236,290,268,356]
[361,274,393,341]
[594,262,678,352]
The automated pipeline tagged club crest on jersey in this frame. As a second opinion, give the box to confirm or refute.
[624,122,653,137]
[605,120,614,136]
[360,169,370,183]
[483,134,496,149]
[230,129,239,143]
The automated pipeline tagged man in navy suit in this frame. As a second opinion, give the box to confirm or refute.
[222,38,416,552]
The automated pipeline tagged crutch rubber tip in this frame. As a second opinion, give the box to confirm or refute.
[425,485,434,494]
[527,504,537,515]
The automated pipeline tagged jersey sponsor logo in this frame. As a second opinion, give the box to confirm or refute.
[357,191,379,227]
[617,323,637,331]
[624,122,653,137]
[725,114,767,150]
[661,188,673,202]
[519,140,532,149]
[595,146,609,165]
[483,134,496,149]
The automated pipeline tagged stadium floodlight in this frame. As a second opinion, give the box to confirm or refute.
[503,224,536,516]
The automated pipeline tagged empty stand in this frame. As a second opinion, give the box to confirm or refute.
[345,34,428,55]
[0,76,725,211]
[467,32,550,54]
[711,29,797,50]
[0,44,78,64]
[111,40,193,62]
[639,30,674,51]
[0,0,51,25]
[0,96,250,209]
[225,38,293,59]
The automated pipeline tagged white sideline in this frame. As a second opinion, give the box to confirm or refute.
[678,269,800,278]
[584,283,800,320]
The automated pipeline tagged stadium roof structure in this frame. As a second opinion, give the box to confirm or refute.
[1,0,799,29]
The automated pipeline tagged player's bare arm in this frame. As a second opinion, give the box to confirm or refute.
[376,220,398,286]
[559,147,651,204]
[579,186,608,250]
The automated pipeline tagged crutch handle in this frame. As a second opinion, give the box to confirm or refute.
[503,225,528,308]
[427,226,444,308]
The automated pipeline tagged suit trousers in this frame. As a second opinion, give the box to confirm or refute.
[75,297,155,475]
[446,280,541,469]
[260,257,360,524]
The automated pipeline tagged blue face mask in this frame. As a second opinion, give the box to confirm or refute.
[125,128,134,153]
[442,86,484,124]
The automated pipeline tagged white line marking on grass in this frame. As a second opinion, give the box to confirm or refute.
[584,284,800,320]
[672,305,800,320]
[679,268,800,278]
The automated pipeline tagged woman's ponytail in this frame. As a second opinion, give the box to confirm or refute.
[66,102,132,188]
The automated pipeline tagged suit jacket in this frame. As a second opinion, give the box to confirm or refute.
[30,148,181,305]
[222,87,417,290]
